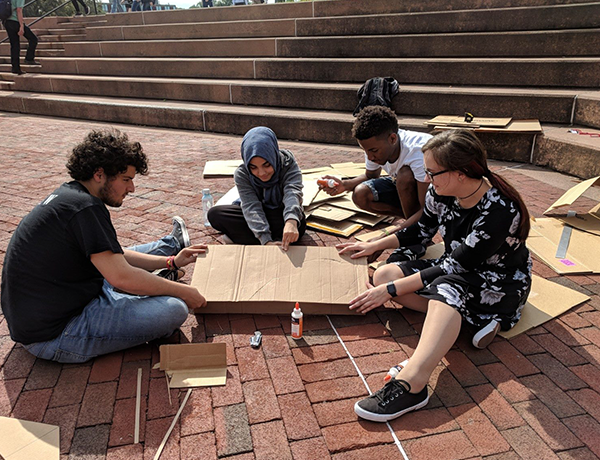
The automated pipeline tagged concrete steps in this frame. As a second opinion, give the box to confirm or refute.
[0,1,598,178]
[10,56,600,88]
[84,3,600,42]
[9,74,600,128]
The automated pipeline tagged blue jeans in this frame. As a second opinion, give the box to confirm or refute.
[23,235,188,363]
[132,0,141,11]
[111,0,124,12]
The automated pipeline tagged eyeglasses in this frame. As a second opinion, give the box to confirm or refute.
[424,168,449,181]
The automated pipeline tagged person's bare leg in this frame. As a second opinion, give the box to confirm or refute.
[352,183,404,216]
[395,300,462,392]
[396,165,420,219]
[373,264,429,313]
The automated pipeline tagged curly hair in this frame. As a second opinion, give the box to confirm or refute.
[66,129,148,181]
[351,106,399,140]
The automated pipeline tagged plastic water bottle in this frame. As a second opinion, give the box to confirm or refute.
[291,302,303,340]
[202,188,214,227]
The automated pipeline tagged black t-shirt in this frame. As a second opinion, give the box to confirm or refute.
[1,181,123,344]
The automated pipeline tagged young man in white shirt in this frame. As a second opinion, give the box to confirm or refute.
[321,106,431,231]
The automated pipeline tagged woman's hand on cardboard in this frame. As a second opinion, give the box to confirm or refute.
[349,281,391,314]
[336,241,376,259]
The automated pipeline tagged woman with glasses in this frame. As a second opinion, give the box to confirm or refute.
[337,129,531,423]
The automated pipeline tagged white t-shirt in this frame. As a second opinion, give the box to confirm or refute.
[364,129,431,182]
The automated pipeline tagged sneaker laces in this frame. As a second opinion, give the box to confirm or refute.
[375,379,411,406]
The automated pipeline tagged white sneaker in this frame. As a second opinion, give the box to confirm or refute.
[472,319,500,349]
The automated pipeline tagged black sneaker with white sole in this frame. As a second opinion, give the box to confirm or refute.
[154,268,185,281]
[354,378,429,422]
[171,216,190,249]
[472,319,500,349]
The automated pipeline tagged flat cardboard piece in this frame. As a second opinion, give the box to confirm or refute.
[544,176,600,236]
[356,225,397,242]
[302,166,335,175]
[433,119,542,133]
[328,195,378,216]
[500,275,589,339]
[214,186,240,207]
[159,343,227,388]
[528,218,600,274]
[306,216,363,237]
[190,245,368,314]
[203,160,241,178]
[0,417,60,460]
[301,176,323,207]
[310,205,357,222]
[349,213,389,227]
[426,115,512,128]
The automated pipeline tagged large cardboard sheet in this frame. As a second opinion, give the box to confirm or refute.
[191,245,368,315]
[527,218,600,274]
[0,417,60,460]
[500,275,589,339]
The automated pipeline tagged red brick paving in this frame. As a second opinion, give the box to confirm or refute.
[1,114,600,459]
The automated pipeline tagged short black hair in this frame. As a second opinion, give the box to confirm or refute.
[351,106,399,140]
[66,129,148,181]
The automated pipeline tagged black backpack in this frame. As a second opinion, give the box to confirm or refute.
[353,77,400,116]
[0,0,12,21]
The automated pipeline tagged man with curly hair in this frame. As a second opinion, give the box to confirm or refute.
[1,130,207,363]
[321,106,431,231]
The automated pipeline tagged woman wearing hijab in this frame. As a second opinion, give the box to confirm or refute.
[207,127,305,250]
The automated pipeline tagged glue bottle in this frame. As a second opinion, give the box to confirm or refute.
[317,178,339,188]
[383,359,410,382]
[291,302,303,340]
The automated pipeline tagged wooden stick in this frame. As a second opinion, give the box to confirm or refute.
[153,389,192,460]
[134,368,142,444]
[165,373,172,406]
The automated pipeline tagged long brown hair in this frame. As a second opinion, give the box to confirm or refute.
[422,129,530,240]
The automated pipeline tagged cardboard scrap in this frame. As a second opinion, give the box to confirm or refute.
[310,205,357,222]
[500,275,589,338]
[369,242,445,269]
[349,213,390,227]
[527,218,600,274]
[159,343,227,388]
[327,195,378,216]
[202,160,241,178]
[427,116,542,133]
[0,417,60,460]
[544,176,600,237]
[356,225,398,242]
[190,245,368,314]
[306,216,364,237]
[425,115,512,128]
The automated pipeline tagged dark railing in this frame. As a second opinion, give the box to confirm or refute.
[1,0,97,44]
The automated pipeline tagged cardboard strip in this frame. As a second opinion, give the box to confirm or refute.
[310,205,357,222]
[134,368,142,444]
[153,389,192,460]
[356,225,397,242]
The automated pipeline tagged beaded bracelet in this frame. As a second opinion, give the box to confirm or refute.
[166,256,179,270]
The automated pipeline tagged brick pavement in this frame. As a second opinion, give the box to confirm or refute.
[1,113,600,459]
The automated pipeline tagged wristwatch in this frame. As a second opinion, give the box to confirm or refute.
[386,281,397,298]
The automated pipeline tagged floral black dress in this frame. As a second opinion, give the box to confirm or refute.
[392,186,532,330]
